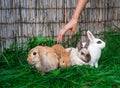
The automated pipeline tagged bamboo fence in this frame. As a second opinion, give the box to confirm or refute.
[0,0,120,52]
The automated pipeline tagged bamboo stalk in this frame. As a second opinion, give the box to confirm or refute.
[0,0,120,51]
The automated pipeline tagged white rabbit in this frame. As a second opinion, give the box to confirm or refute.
[83,30,106,68]
[66,39,91,66]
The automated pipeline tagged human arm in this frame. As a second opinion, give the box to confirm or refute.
[57,0,88,43]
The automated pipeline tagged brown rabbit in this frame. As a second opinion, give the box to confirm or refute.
[27,46,59,73]
[52,44,72,68]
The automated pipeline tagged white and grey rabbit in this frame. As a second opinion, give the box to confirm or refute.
[83,30,106,68]
[66,39,91,66]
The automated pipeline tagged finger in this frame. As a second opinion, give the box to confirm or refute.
[57,24,72,43]
[69,26,77,38]
[57,34,61,43]
[59,34,63,43]
[69,31,74,39]
[69,29,75,39]
[58,35,62,43]
[57,28,67,43]
[57,32,63,43]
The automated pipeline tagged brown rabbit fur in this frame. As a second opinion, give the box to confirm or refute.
[27,46,59,73]
[52,44,71,68]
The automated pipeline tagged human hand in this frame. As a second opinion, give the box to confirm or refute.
[57,18,78,43]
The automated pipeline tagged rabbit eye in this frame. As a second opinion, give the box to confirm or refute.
[81,52,84,55]
[33,52,37,55]
[63,61,64,63]
[97,41,102,44]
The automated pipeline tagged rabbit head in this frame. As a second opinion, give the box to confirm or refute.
[87,30,106,50]
[59,49,72,68]
[77,39,91,63]
[27,46,43,69]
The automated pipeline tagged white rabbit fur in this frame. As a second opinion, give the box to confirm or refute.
[82,30,106,68]
[66,39,91,66]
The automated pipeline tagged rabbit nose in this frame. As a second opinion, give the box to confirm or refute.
[86,54,91,62]
[29,63,36,67]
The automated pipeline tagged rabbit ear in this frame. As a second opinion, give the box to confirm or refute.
[84,39,89,49]
[37,47,41,57]
[77,39,83,51]
[38,48,44,63]
[87,30,95,41]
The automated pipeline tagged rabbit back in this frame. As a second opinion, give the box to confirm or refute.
[52,44,71,67]
[66,48,86,66]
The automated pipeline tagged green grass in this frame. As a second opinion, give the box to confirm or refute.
[0,29,120,88]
